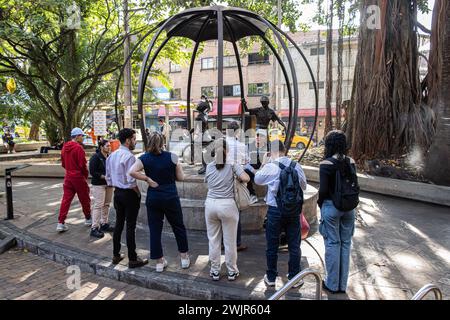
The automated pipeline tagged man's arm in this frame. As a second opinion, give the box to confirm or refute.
[105,156,112,186]
[296,163,308,191]
[272,111,287,132]
[254,163,279,186]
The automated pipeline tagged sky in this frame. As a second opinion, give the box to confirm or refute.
[297,0,435,32]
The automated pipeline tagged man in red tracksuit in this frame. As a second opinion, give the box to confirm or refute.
[56,127,92,232]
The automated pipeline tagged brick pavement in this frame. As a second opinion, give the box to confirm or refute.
[0,249,187,300]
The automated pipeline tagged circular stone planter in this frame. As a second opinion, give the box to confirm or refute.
[137,166,318,232]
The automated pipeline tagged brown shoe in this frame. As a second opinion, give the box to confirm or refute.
[112,253,125,265]
[129,257,149,269]
[237,244,248,252]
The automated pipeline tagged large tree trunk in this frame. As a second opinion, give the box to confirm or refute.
[28,121,41,141]
[348,0,431,160]
[425,1,450,186]
[335,0,345,130]
[325,0,334,135]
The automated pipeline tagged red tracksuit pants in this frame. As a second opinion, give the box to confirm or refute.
[58,178,91,224]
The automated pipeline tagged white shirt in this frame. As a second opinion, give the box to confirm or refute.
[254,156,307,207]
[105,146,137,189]
[226,136,248,165]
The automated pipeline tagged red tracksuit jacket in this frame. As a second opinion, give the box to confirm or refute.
[61,141,88,179]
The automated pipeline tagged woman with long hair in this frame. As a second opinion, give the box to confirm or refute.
[318,130,358,294]
[89,139,113,238]
[129,132,190,272]
[204,139,250,281]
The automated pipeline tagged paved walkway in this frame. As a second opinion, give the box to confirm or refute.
[0,249,185,300]
[0,177,449,300]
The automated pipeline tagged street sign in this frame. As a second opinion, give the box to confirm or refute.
[92,110,107,136]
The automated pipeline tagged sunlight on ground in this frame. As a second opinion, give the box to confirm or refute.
[19,269,39,282]
[15,182,34,187]
[91,287,116,300]
[401,222,450,263]
[42,183,63,190]
[66,282,99,300]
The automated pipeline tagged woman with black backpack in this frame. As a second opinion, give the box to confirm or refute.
[318,130,360,294]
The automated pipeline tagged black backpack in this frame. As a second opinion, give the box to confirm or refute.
[275,161,304,216]
[329,157,360,211]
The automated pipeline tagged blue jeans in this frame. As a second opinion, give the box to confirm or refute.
[146,195,189,260]
[265,206,301,281]
[319,200,355,292]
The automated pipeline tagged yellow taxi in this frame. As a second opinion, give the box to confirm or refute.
[268,129,312,150]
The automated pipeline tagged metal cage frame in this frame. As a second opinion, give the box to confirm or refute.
[114,5,319,159]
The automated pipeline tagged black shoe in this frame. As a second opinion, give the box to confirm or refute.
[100,223,115,232]
[198,166,206,174]
[129,257,149,269]
[112,253,125,265]
[322,280,339,294]
[90,228,104,238]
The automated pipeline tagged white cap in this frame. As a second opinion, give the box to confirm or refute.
[70,127,85,137]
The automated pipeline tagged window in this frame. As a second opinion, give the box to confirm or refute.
[201,57,214,70]
[310,47,325,56]
[248,83,269,96]
[169,62,181,73]
[201,86,215,98]
[170,88,181,100]
[223,55,238,68]
[248,52,269,65]
[224,85,241,97]
[309,81,324,89]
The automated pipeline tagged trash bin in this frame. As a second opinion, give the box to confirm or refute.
[110,139,120,152]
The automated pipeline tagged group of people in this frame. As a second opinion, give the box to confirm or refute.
[1,127,17,153]
[55,122,358,293]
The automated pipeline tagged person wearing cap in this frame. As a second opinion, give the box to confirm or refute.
[56,128,92,232]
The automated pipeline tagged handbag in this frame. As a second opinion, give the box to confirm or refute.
[301,212,310,240]
[234,175,252,210]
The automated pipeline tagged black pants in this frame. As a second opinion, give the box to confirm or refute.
[146,196,189,259]
[113,188,141,261]
[244,169,256,196]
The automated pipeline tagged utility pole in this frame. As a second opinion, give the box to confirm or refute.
[123,0,133,129]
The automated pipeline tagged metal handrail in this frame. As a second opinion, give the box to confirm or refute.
[268,268,322,300]
[411,284,443,300]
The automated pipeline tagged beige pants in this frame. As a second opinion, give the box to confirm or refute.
[91,185,113,229]
[205,197,239,274]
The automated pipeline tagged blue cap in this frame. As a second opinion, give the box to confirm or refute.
[70,127,85,137]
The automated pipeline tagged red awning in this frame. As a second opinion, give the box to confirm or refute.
[158,98,242,117]
[279,108,337,117]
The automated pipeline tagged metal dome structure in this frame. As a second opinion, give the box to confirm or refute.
[115,5,319,160]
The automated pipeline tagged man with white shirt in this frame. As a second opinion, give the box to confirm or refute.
[106,128,148,269]
[255,140,307,287]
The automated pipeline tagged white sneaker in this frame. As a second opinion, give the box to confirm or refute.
[210,271,220,281]
[287,274,304,288]
[249,195,258,204]
[264,274,275,286]
[84,218,92,226]
[56,223,68,232]
[181,255,190,269]
[156,258,168,272]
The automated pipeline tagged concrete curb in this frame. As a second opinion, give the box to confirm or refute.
[0,232,16,254]
[0,221,317,300]
[302,166,450,207]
